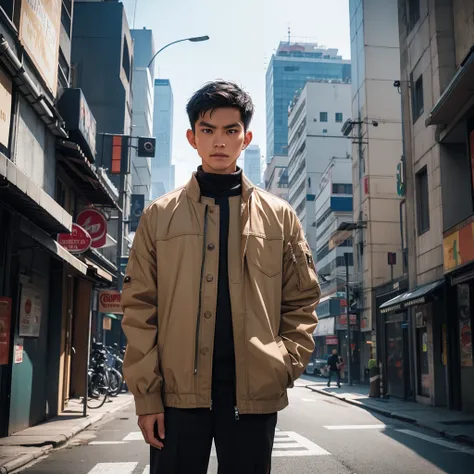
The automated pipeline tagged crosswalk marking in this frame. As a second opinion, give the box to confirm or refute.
[123,432,144,441]
[141,467,150,474]
[87,463,138,474]
[324,424,389,430]
[397,429,474,456]
[89,441,128,445]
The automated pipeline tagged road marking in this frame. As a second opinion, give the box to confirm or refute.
[123,431,144,441]
[141,467,150,474]
[209,430,330,457]
[397,429,474,455]
[87,463,138,474]
[89,441,128,445]
[324,424,389,430]
[301,398,318,402]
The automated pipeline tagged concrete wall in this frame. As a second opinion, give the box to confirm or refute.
[13,97,56,198]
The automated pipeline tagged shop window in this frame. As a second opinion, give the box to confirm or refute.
[320,112,328,122]
[411,74,424,123]
[416,167,430,234]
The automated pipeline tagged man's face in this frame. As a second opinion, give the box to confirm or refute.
[332,349,337,355]
[186,107,253,174]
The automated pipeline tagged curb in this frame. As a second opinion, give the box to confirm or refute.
[0,399,133,473]
[305,385,474,448]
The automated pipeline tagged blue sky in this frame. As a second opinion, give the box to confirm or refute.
[125,0,351,187]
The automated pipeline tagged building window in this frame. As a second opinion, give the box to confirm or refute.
[411,74,424,123]
[332,183,353,194]
[320,112,328,122]
[122,37,131,81]
[406,0,420,32]
[335,112,343,123]
[416,167,430,235]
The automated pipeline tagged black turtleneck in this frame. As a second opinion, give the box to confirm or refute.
[195,165,241,386]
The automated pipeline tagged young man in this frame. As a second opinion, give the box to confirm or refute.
[121,80,320,473]
[326,349,343,388]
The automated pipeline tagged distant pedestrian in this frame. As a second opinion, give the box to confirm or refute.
[121,80,321,473]
[326,349,343,388]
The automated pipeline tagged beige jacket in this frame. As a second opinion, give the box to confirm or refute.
[121,173,320,416]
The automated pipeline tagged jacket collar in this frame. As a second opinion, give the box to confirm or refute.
[185,170,254,203]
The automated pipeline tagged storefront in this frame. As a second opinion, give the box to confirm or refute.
[380,279,446,405]
[443,218,474,413]
[313,317,336,359]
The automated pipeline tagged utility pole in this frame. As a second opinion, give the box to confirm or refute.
[345,252,352,386]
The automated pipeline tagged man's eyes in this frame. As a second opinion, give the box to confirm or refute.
[200,129,238,135]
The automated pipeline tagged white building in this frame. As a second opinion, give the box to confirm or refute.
[152,79,174,198]
[287,80,352,252]
[315,157,354,297]
[131,29,155,205]
[348,0,403,356]
[263,155,289,201]
[244,144,261,186]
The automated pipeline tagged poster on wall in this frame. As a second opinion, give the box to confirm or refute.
[0,297,12,365]
[19,285,42,338]
[458,284,473,367]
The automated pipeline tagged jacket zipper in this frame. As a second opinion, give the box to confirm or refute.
[194,205,209,375]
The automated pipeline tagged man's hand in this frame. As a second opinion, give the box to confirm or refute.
[138,413,165,450]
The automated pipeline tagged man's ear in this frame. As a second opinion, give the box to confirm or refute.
[186,129,197,149]
[242,130,253,150]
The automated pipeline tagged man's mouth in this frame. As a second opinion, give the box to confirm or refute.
[211,153,229,158]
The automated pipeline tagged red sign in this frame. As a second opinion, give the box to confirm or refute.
[98,290,122,314]
[58,224,92,254]
[326,336,338,346]
[77,209,107,249]
[339,314,357,325]
[0,297,12,365]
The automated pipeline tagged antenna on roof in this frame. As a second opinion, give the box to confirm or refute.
[288,26,291,43]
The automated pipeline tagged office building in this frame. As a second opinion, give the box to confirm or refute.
[244,145,262,186]
[312,158,354,369]
[131,28,155,205]
[344,0,404,384]
[287,80,351,253]
[152,78,174,198]
[264,155,289,201]
[265,42,351,165]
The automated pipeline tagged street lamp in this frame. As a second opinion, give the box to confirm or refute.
[147,35,210,69]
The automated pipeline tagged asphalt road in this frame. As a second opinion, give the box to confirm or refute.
[16,378,474,474]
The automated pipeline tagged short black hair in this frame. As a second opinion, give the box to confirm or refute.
[186,80,254,132]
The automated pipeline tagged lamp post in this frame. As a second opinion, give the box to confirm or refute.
[148,35,210,69]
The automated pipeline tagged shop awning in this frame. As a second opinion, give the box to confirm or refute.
[57,140,119,209]
[20,217,87,275]
[426,47,474,127]
[379,279,445,314]
[313,317,335,337]
[84,257,114,283]
[0,152,72,234]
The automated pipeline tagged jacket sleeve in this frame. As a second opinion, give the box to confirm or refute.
[279,210,320,386]
[121,208,163,415]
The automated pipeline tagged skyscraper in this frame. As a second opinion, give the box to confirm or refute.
[152,79,174,199]
[244,145,262,186]
[131,28,155,204]
[265,42,351,164]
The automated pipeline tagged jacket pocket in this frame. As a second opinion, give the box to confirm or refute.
[289,240,318,292]
[246,236,283,278]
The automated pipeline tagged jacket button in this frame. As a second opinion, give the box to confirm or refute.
[207,243,215,251]
[206,274,213,282]
[200,347,209,356]
[204,311,212,319]
[209,208,214,214]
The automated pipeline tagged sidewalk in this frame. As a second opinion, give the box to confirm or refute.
[0,394,133,474]
[305,380,474,447]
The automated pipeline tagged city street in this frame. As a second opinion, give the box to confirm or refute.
[14,378,474,474]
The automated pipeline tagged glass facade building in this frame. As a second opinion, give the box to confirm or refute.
[266,43,351,162]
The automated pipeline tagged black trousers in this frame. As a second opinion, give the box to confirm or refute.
[328,369,341,386]
[150,383,277,474]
